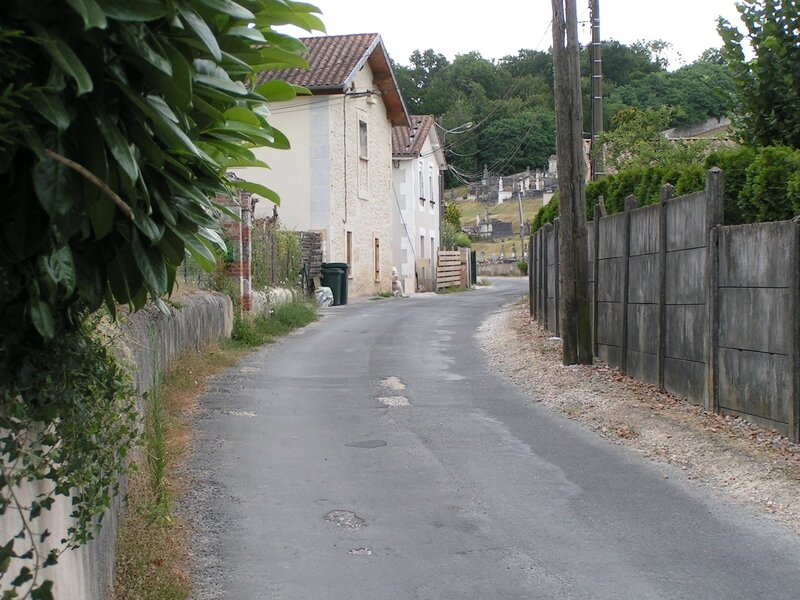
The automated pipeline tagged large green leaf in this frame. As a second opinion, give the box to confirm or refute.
[33,27,93,95]
[30,91,71,132]
[30,300,55,340]
[231,180,281,205]
[96,0,169,22]
[95,114,139,184]
[195,0,255,19]
[225,26,266,44]
[223,106,260,126]
[65,0,107,29]
[32,155,76,219]
[193,59,248,95]
[255,80,298,102]
[132,230,168,293]
[117,24,173,75]
[263,31,308,54]
[180,7,222,61]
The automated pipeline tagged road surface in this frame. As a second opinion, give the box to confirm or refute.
[188,278,800,599]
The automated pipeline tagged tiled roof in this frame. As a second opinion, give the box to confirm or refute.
[255,33,380,89]
[255,33,409,126]
[392,115,436,157]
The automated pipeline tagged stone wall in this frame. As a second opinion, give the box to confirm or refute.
[0,293,233,599]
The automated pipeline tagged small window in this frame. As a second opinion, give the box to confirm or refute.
[420,235,425,259]
[373,237,380,281]
[359,120,368,160]
[429,166,435,207]
[358,119,369,199]
[418,160,424,201]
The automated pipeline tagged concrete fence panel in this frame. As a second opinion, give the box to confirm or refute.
[716,221,799,437]
[596,212,627,367]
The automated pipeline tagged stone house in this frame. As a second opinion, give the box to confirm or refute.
[235,33,410,298]
[391,115,447,294]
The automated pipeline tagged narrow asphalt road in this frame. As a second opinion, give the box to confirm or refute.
[189,279,800,599]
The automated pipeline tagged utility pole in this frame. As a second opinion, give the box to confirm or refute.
[516,178,525,257]
[551,0,593,365]
[590,0,604,181]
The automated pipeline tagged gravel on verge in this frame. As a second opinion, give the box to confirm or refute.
[478,301,800,535]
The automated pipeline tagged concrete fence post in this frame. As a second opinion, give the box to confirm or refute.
[539,228,545,324]
[529,234,535,317]
[791,217,800,442]
[553,217,561,337]
[543,223,552,331]
[592,203,601,358]
[622,195,638,373]
[658,184,674,389]
[704,168,724,412]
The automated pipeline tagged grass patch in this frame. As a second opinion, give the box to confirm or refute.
[436,285,473,294]
[113,299,316,599]
[228,299,317,348]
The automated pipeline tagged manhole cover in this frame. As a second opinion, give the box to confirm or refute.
[324,510,365,529]
[345,440,387,448]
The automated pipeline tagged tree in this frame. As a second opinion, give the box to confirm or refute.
[443,201,463,228]
[599,107,711,171]
[0,0,322,350]
[719,0,800,148]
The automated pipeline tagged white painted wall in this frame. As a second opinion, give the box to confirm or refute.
[236,64,394,299]
[391,126,445,294]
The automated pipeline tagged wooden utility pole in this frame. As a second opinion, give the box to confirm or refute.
[590,0,604,180]
[551,0,593,365]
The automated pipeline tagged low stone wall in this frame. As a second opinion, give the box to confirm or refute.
[478,262,522,277]
[0,292,233,599]
[251,286,300,314]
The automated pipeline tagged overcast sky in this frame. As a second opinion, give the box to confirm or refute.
[290,0,746,68]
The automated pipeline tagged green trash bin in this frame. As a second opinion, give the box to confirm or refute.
[324,262,349,305]
[321,263,343,306]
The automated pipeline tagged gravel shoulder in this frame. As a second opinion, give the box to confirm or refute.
[478,300,800,535]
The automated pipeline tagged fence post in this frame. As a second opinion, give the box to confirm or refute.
[528,234,534,317]
[658,184,673,389]
[538,229,545,323]
[543,223,551,330]
[790,217,800,442]
[704,168,724,413]
[592,203,601,358]
[621,195,638,373]
[553,218,561,337]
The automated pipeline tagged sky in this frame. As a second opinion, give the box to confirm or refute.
[287,0,746,68]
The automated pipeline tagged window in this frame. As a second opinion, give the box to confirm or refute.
[358,120,368,159]
[418,160,425,207]
[373,237,380,281]
[430,236,435,265]
[420,235,425,259]
[346,231,353,278]
[429,166,435,208]
[358,119,369,198]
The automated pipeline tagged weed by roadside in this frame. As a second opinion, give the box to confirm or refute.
[436,285,473,294]
[476,278,492,287]
[229,299,317,347]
